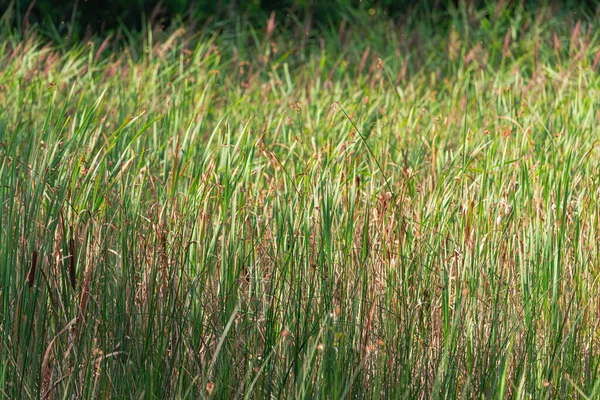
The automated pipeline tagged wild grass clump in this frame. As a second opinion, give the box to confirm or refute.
[2,3,600,398]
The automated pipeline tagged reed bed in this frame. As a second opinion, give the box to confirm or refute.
[2,4,600,398]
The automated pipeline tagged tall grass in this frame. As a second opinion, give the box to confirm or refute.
[2,3,600,398]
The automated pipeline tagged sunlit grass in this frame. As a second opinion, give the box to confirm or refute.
[2,3,600,398]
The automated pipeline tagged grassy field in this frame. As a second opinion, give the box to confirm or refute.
[2,3,600,398]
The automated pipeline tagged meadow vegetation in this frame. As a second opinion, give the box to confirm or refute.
[2,3,600,398]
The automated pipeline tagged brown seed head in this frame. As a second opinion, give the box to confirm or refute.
[206,382,215,395]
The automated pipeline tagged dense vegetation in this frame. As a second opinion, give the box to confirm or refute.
[2,2,600,398]
[3,0,599,38]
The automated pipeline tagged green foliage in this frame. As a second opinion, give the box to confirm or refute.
[2,2,600,398]
[3,0,599,39]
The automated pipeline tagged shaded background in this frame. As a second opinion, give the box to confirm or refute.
[1,0,598,39]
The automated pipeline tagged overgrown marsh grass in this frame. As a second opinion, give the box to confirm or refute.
[2,4,600,398]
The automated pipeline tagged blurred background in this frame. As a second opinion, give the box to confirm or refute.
[1,0,598,40]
